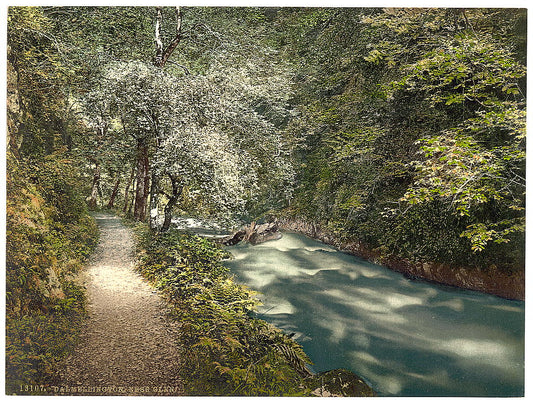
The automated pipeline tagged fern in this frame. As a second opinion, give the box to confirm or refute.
[274,342,313,377]
[134,228,316,395]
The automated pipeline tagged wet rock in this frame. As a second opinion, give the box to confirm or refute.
[248,222,282,245]
[222,222,282,246]
[222,229,246,246]
[307,369,375,397]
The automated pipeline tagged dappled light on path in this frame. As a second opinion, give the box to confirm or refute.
[226,232,524,396]
[58,214,183,396]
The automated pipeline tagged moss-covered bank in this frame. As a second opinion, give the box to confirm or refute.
[6,153,99,394]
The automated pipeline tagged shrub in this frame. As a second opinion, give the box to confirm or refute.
[136,228,313,396]
[5,151,98,393]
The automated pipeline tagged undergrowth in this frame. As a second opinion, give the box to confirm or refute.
[134,224,314,396]
[5,152,99,394]
[5,283,88,394]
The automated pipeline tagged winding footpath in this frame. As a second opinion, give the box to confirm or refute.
[56,213,183,396]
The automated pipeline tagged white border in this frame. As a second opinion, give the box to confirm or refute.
[1,2,530,407]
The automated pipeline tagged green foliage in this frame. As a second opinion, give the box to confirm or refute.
[5,152,98,391]
[136,228,313,395]
[9,5,526,271]
[401,129,524,252]
[7,7,69,157]
[5,283,87,394]
[283,7,525,271]
[7,10,100,390]
[6,152,98,307]
[377,10,526,257]
[44,6,154,75]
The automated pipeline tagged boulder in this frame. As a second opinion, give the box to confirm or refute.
[307,369,375,397]
[248,222,282,245]
[222,229,246,246]
[222,222,282,246]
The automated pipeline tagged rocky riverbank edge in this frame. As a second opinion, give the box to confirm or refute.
[274,217,524,301]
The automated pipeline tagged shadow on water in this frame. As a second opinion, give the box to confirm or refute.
[225,233,524,397]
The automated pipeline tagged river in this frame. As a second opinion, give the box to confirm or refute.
[223,232,524,397]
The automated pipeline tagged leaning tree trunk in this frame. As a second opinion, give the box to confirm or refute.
[161,173,183,233]
[122,166,135,213]
[106,174,121,209]
[133,138,150,222]
[87,161,101,210]
[154,7,184,69]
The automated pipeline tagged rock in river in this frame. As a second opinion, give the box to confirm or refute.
[307,369,376,397]
[222,221,282,246]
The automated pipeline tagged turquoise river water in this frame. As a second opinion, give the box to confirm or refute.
[224,232,524,396]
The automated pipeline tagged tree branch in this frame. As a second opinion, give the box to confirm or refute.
[166,59,190,75]
[154,7,164,66]
[154,6,184,68]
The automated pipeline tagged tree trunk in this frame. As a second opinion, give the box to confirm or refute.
[161,173,183,233]
[154,7,184,68]
[133,138,150,221]
[147,6,188,229]
[142,6,188,229]
[106,174,121,209]
[126,177,136,217]
[87,161,101,210]
[122,166,135,213]
[149,170,160,230]
[149,111,163,231]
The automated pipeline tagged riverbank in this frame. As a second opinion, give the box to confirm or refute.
[134,223,375,396]
[225,229,524,396]
[275,217,524,301]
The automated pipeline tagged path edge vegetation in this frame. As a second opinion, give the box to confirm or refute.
[129,219,375,396]
[5,152,100,395]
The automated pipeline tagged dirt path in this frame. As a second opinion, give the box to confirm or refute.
[56,213,183,396]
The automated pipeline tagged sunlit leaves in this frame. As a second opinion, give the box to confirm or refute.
[461,220,525,252]
[387,34,526,111]
[400,127,524,251]
[361,8,527,255]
